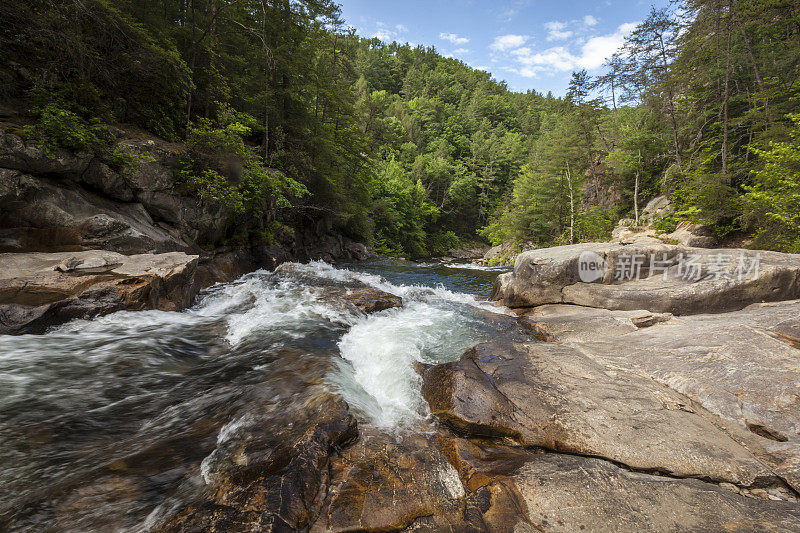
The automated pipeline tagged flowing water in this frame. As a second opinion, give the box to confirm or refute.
[0,258,513,532]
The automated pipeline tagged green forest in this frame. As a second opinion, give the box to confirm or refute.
[2,0,799,257]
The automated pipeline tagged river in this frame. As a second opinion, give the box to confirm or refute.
[0,259,512,532]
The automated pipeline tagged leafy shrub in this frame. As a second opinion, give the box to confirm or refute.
[653,216,679,234]
[23,103,111,153]
[178,104,308,215]
[741,114,800,253]
[107,145,156,172]
[427,231,460,255]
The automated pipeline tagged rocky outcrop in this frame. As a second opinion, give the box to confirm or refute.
[515,454,800,533]
[422,341,776,486]
[0,169,190,254]
[417,286,800,531]
[492,241,800,314]
[0,132,372,263]
[0,133,230,250]
[0,250,199,334]
[441,242,491,262]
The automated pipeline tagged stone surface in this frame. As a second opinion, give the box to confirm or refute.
[0,132,92,178]
[0,169,190,254]
[665,221,715,248]
[314,430,466,532]
[516,304,672,341]
[555,299,800,490]
[326,286,403,314]
[0,250,199,334]
[515,453,800,533]
[422,341,778,486]
[493,242,800,314]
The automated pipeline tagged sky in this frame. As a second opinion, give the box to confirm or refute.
[336,0,671,96]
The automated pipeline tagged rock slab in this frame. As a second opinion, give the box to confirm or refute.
[0,250,199,334]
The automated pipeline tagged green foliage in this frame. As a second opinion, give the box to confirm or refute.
[107,145,156,172]
[741,115,800,253]
[178,105,307,215]
[570,208,621,243]
[428,231,461,256]
[6,0,800,255]
[371,157,438,258]
[653,216,679,234]
[23,103,110,153]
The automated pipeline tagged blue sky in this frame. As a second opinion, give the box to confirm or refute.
[337,0,671,95]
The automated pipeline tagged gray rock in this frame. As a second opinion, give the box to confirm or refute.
[516,304,672,341]
[81,158,135,202]
[666,221,715,247]
[556,299,800,490]
[493,242,800,314]
[515,454,800,533]
[0,250,199,334]
[643,195,671,216]
[0,169,190,254]
[0,132,92,178]
[422,341,775,486]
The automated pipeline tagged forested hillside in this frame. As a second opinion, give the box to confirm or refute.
[2,0,799,257]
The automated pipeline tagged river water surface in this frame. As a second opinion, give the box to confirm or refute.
[0,259,511,531]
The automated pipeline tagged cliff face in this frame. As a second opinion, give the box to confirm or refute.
[0,129,371,333]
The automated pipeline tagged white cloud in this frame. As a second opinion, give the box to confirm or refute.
[498,22,636,77]
[440,32,470,45]
[584,15,599,26]
[453,48,471,54]
[371,21,409,43]
[372,30,393,41]
[545,21,572,41]
[490,34,528,51]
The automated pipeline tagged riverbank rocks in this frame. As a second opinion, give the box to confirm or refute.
[515,453,800,532]
[417,293,800,530]
[422,341,775,486]
[492,241,800,314]
[0,250,199,334]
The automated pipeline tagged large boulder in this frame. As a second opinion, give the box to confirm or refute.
[493,242,800,314]
[548,299,800,491]
[0,132,229,251]
[0,250,199,334]
[422,341,784,487]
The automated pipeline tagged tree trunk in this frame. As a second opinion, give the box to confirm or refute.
[722,0,733,182]
[634,149,641,226]
[566,162,575,244]
[659,34,683,167]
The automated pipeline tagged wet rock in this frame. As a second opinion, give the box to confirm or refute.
[313,430,467,532]
[195,249,255,288]
[422,341,775,486]
[514,453,800,533]
[336,287,403,314]
[159,393,358,532]
[0,250,199,334]
[492,242,800,314]
[54,475,144,532]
